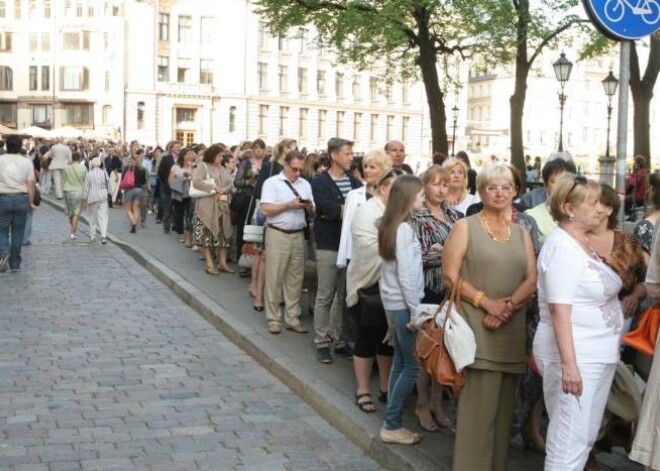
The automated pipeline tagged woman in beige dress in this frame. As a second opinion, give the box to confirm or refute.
[443,164,537,471]
[192,144,234,275]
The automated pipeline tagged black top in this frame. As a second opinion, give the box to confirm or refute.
[255,160,283,200]
[157,154,175,189]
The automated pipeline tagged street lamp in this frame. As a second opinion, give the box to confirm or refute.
[553,52,573,152]
[451,105,459,156]
[602,70,619,158]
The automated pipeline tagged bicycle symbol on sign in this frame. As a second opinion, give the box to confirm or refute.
[605,0,660,25]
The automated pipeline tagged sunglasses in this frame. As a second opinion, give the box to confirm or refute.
[566,175,588,199]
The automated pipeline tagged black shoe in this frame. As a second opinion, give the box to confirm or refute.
[156,219,162,224]
[335,344,354,360]
[130,224,136,233]
[317,346,333,364]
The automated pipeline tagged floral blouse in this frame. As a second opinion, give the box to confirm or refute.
[633,219,654,253]
[606,230,647,299]
[410,204,462,295]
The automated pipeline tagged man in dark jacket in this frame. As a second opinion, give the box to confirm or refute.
[312,137,362,364]
[157,141,180,233]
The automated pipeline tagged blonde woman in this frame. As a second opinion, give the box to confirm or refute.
[442,157,480,215]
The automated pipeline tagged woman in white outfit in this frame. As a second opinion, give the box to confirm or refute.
[533,174,623,471]
[82,157,110,244]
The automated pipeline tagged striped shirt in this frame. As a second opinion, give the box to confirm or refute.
[333,175,352,198]
[83,168,109,204]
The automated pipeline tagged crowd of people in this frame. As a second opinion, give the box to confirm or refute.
[3,131,660,471]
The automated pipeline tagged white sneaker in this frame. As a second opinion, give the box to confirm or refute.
[70,234,77,240]
[90,236,96,243]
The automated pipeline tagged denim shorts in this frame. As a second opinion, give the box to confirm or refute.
[123,187,144,202]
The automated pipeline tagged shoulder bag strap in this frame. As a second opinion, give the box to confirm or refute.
[283,179,301,199]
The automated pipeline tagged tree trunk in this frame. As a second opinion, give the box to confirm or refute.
[414,7,448,155]
[510,0,530,190]
[630,37,660,167]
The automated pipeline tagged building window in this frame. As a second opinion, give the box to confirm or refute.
[370,114,378,142]
[103,32,109,50]
[177,58,190,83]
[258,104,268,135]
[59,66,89,91]
[41,33,50,51]
[29,33,38,52]
[318,109,326,139]
[317,70,326,96]
[75,0,82,16]
[88,4,93,16]
[277,32,287,51]
[63,31,90,51]
[279,106,288,136]
[229,106,236,133]
[31,104,51,127]
[158,13,169,41]
[299,108,308,138]
[29,65,37,90]
[402,116,410,142]
[200,59,213,84]
[0,1,6,17]
[0,66,13,90]
[298,27,307,53]
[335,72,344,98]
[386,115,394,140]
[43,0,50,17]
[337,111,345,137]
[0,102,16,125]
[257,62,268,90]
[176,107,196,125]
[28,0,36,17]
[200,16,213,43]
[297,67,307,95]
[158,56,169,82]
[13,0,19,18]
[64,104,93,126]
[385,84,393,103]
[178,15,192,43]
[41,66,49,90]
[0,32,12,51]
[104,71,110,92]
[102,105,111,125]
[137,101,145,129]
[278,65,288,93]
[370,78,377,102]
[258,21,268,48]
[402,83,409,104]
[354,112,362,141]
[352,75,361,100]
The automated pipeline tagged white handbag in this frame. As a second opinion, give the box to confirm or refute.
[242,195,264,244]
[238,253,253,269]
[189,163,215,198]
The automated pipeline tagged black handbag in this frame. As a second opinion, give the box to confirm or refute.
[357,283,387,326]
[104,171,113,208]
[33,187,41,206]
[230,188,252,213]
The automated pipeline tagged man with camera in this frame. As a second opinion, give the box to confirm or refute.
[260,149,315,335]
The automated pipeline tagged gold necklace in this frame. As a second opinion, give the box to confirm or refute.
[480,213,511,242]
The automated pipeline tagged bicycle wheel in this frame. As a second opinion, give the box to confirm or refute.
[604,0,625,22]
[642,0,660,24]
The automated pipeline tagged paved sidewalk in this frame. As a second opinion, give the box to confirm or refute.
[39,197,642,471]
[0,205,382,471]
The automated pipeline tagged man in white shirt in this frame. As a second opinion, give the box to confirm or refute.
[47,137,72,199]
[0,135,36,273]
[260,150,315,334]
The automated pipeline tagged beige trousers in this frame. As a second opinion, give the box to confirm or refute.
[264,228,305,327]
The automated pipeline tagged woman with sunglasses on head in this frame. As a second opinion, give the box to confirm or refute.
[533,175,624,471]
[443,164,537,471]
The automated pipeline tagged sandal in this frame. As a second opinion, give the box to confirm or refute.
[355,392,377,413]
[205,267,219,275]
[415,407,438,433]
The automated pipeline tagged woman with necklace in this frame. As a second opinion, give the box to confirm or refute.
[410,165,461,432]
[442,157,480,216]
[443,164,537,471]
[533,175,624,471]
[634,173,660,253]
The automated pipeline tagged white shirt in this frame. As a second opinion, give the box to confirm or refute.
[453,192,481,216]
[0,153,34,193]
[48,143,72,170]
[337,186,367,269]
[260,172,314,231]
[533,228,623,364]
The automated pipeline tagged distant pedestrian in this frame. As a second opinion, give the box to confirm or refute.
[48,137,72,199]
[83,157,110,244]
[0,134,36,272]
[62,151,87,240]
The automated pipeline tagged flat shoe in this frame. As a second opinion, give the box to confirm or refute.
[205,267,219,275]
[268,324,281,334]
[285,324,308,334]
[380,427,422,445]
[253,305,264,312]
[218,266,235,274]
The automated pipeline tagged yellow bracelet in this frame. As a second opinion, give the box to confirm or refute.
[473,291,485,308]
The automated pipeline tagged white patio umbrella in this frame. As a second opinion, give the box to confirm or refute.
[50,125,84,139]
[18,126,52,138]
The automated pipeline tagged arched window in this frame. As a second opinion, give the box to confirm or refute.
[229,106,236,133]
[102,105,112,125]
[137,101,145,129]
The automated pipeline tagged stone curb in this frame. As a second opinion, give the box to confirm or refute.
[42,196,443,471]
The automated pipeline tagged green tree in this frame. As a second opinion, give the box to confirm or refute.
[255,0,478,155]
[630,34,660,166]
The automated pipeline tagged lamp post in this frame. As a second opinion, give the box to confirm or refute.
[553,52,573,152]
[451,105,459,156]
[602,70,619,158]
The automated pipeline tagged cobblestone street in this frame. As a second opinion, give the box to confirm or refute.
[0,206,381,471]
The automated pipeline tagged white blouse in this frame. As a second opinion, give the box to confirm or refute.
[533,228,624,364]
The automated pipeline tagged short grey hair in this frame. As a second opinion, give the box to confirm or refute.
[476,164,514,196]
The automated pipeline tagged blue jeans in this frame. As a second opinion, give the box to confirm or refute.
[0,193,29,269]
[23,211,33,244]
[383,308,420,430]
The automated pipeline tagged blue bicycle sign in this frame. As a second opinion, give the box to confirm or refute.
[584,0,660,39]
